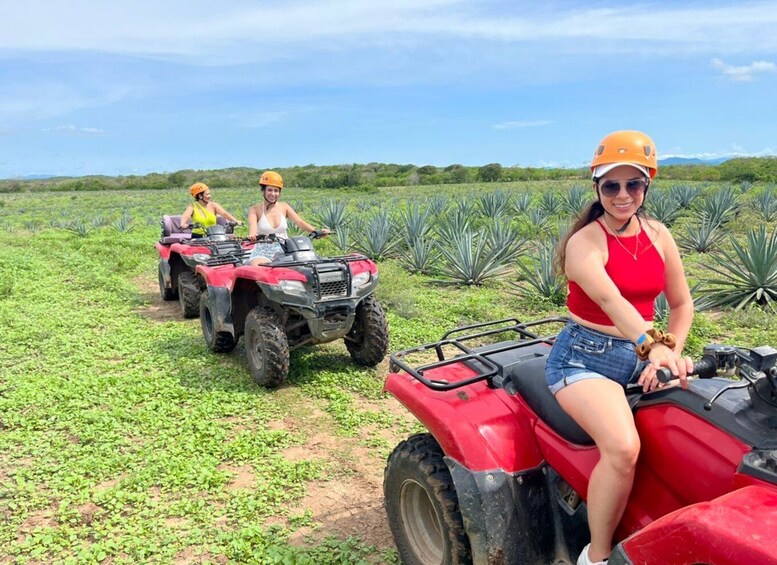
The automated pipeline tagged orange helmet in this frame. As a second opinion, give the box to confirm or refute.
[189,182,209,198]
[591,130,658,179]
[259,171,283,189]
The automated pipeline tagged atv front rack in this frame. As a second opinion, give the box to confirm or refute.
[389,317,568,391]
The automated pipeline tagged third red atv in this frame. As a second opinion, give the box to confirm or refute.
[196,232,389,388]
[384,317,777,564]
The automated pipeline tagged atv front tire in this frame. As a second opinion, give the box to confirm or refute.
[245,307,289,388]
[200,291,237,353]
[384,433,471,565]
[158,263,177,301]
[345,295,389,366]
[178,271,202,318]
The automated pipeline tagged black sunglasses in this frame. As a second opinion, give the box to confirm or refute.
[598,178,649,198]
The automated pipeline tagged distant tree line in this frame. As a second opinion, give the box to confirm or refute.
[2,157,776,193]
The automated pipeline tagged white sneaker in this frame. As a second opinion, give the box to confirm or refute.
[577,543,607,565]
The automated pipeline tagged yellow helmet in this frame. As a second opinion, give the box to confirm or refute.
[260,171,283,189]
[189,182,209,198]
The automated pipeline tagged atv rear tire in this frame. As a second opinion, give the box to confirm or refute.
[384,433,471,565]
[345,295,389,366]
[159,263,177,301]
[200,291,237,353]
[245,307,289,389]
[178,271,202,319]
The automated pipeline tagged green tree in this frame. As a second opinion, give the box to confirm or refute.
[478,163,503,182]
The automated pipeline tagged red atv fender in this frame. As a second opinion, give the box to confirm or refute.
[610,485,777,564]
[384,368,545,473]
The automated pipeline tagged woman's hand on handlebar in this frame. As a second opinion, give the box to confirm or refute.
[638,345,693,392]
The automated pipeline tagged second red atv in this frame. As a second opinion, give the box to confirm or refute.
[155,215,249,318]
[196,232,389,388]
[384,317,777,564]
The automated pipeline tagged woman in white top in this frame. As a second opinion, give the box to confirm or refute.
[246,171,329,265]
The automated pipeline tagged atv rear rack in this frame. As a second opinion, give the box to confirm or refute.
[389,316,568,391]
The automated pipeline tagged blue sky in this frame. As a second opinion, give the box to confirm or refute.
[1,0,776,178]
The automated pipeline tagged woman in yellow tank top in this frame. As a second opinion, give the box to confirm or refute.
[180,182,242,237]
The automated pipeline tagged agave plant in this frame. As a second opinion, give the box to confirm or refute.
[400,236,439,275]
[314,198,350,231]
[696,226,777,312]
[563,185,590,216]
[646,191,682,226]
[653,292,669,322]
[478,190,511,219]
[696,186,739,227]
[331,225,352,254]
[539,192,563,216]
[65,220,91,237]
[91,215,106,229]
[351,210,398,261]
[514,241,566,305]
[740,180,753,194]
[483,220,528,263]
[434,228,514,285]
[355,198,375,213]
[435,208,471,242]
[677,219,726,253]
[524,208,552,234]
[513,192,533,214]
[668,185,702,208]
[753,188,777,222]
[112,215,134,233]
[427,194,449,217]
[399,202,432,247]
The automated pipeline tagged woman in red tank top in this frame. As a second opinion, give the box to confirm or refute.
[545,131,694,565]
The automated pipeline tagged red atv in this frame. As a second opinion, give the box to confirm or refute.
[384,317,777,564]
[155,215,249,318]
[196,232,389,388]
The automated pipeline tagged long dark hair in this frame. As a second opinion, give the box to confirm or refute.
[556,200,604,274]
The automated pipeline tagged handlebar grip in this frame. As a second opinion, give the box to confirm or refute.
[656,355,718,383]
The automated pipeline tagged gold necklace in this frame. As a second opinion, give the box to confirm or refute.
[600,219,640,261]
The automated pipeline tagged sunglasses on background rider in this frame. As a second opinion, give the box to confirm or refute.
[597,178,649,198]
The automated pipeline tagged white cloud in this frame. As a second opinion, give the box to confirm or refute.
[2,1,777,63]
[493,120,553,130]
[662,146,777,160]
[48,125,107,136]
[711,58,777,81]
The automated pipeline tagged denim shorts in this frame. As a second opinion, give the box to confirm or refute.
[545,322,647,395]
[247,242,284,263]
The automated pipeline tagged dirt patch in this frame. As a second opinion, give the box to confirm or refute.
[134,275,180,322]
[173,548,228,565]
[19,508,58,533]
[77,502,101,526]
[218,463,255,491]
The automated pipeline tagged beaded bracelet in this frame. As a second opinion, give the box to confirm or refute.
[635,328,677,361]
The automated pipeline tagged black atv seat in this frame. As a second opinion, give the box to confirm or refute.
[508,356,594,445]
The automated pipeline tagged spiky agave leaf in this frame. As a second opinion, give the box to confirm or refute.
[753,187,777,222]
[478,190,511,219]
[314,198,350,231]
[399,201,432,247]
[351,209,399,261]
[539,191,563,216]
[434,228,514,285]
[696,186,739,227]
[669,185,702,208]
[513,192,533,214]
[483,220,527,263]
[677,219,726,253]
[646,191,682,226]
[563,185,590,216]
[399,236,440,275]
[513,241,566,305]
[696,226,777,312]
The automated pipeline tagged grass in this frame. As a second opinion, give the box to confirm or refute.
[1,180,776,563]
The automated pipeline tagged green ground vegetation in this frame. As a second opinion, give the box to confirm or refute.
[1,179,776,563]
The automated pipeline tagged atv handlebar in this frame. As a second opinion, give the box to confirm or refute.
[656,355,718,383]
[309,230,334,239]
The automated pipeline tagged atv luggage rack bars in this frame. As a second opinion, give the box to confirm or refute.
[389,316,568,391]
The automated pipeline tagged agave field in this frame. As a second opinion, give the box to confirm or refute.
[1,178,776,563]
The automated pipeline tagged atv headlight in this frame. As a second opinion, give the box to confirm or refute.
[279,279,307,297]
[192,253,210,262]
[351,271,371,292]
